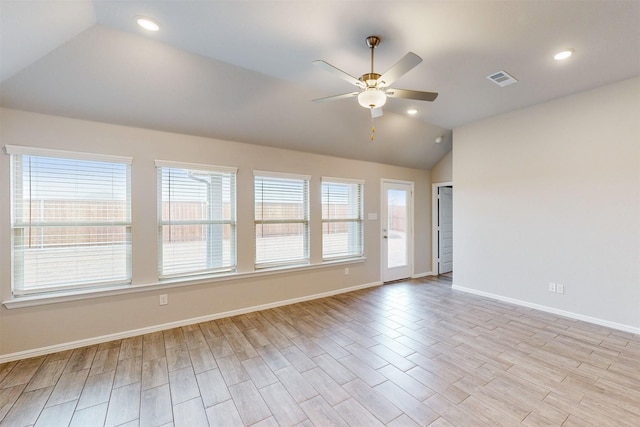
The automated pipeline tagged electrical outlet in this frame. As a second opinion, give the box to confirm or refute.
[344,267,350,275]
[556,284,564,294]
[548,282,556,292]
[159,294,168,305]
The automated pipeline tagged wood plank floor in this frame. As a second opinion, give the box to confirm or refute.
[1,275,639,426]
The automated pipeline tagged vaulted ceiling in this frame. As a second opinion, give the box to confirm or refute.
[1,1,639,170]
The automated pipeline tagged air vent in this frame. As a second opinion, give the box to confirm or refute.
[487,70,518,87]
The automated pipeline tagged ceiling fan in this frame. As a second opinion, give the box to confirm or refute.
[312,36,438,119]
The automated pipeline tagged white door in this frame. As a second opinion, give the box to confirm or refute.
[438,186,453,274]
[382,180,413,282]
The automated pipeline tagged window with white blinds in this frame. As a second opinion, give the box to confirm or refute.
[254,171,310,268]
[322,177,364,260]
[7,145,132,295]
[157,161,237,278]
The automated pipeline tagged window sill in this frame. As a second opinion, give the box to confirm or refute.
[2,257,366,309]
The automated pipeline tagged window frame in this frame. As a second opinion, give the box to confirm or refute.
[6,145,133,296]
[156,160,238,279]
[321,177,365,260]
[253,170,310,269]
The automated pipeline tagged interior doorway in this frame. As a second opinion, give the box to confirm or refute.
[432,182,453,276]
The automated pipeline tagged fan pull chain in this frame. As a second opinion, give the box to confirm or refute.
[370,114,375,141]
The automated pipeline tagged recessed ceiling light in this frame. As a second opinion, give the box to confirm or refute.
[554,49,574,61]
[136,16,160,32]
[407,109,418,115]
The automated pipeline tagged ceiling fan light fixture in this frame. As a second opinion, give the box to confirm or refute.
[358,89,387,109]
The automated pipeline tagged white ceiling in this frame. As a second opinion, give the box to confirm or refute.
[1,0,639,170]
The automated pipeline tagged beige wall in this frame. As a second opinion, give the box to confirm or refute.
[0,108,432,357]
[430,150,452,183]
[453,77,640,331]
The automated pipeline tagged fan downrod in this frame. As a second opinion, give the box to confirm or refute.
[362,36,382,85]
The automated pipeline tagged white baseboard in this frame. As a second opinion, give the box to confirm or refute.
[0,280,383,363]
[452,284,640,335]
[412,271,434,279]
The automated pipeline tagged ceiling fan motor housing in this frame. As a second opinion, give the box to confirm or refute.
[360,72,382,87]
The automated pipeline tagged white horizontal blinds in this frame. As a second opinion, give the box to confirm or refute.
[8,147,132,295]
[321,178,364,259]
[254,171,310,268]
[157,162,237,278]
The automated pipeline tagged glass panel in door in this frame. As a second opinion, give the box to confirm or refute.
[387,188,408,268]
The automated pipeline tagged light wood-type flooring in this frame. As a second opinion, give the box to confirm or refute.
[1,275,639,426]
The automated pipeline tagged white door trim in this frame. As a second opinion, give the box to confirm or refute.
[381,179,415,282]
[432,181,453,275]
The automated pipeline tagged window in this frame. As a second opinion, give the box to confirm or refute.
[157,161,237,278]
[321,178,364,260]
[254,171,309,268]
[7,145,132,295]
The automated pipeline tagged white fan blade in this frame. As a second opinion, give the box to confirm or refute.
[386,88,438,102]
[313,60,365,88]
[377,52,422,88]
[312,92,359,103]
[371,107,383,118]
